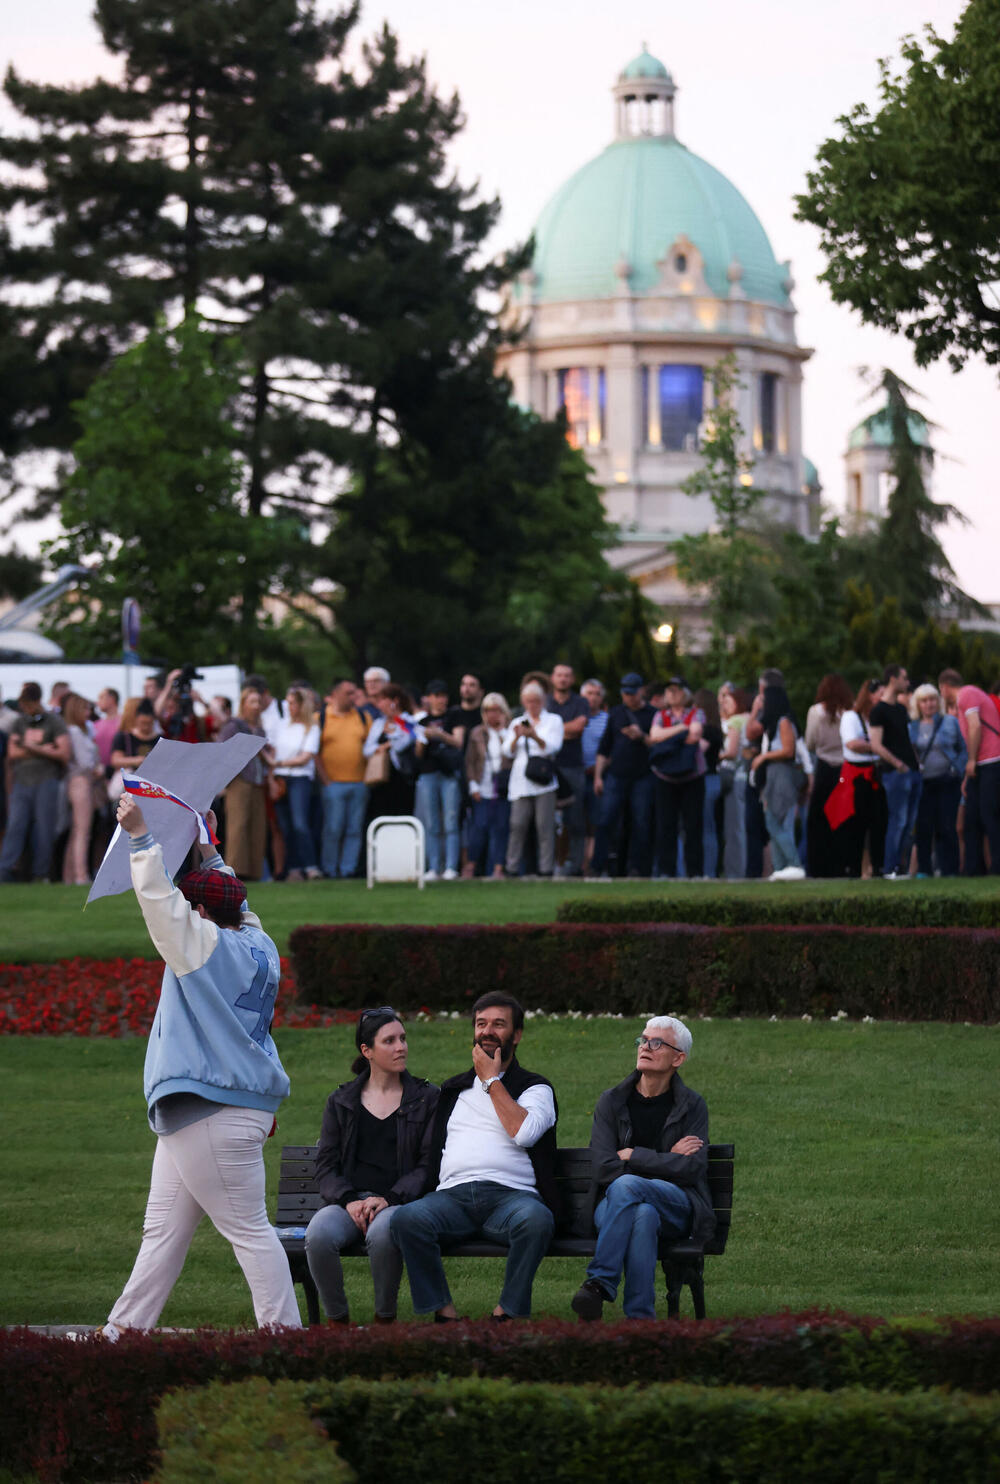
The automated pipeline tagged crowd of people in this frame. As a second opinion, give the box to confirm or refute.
[2,657,999,885]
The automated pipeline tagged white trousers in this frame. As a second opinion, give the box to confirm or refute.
[107,1105,301,1333]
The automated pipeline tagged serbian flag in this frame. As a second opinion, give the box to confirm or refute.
[122,776,220,847]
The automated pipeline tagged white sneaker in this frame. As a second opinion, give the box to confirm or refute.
[769,867,791,881]
[781,866,806,881]
[442,868,459,881]
[422,870,440,884]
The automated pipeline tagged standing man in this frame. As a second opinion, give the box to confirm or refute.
[316,678,371,879]
[92,688,122,771]
[0,681,71,883]
[546,663,590,878]
[457,673,484,740]
[591,673,656,878]
[391,994,557,1320]
[938,668,1000,875]
[572,1016,714,1321]
[580,679,608,872]
[103,793,301,1338]
[868,664,920,877]
[361,667,391,721]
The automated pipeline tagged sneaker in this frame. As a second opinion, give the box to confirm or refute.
[571,1278,609,1322]
[304,867,323,881]
[781,866,806,881]
[422,870,440,884]
[442,868,459,881]
[769,867,791,881]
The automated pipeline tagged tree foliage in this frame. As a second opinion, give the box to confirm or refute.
[795,0,1000,371]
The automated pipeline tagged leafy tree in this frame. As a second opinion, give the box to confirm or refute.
[578,579,666,698]
[674,355,773,669]
[45,317,304,662]
[0,0,524,660]
[795,1,1000,371]
[0,546,42,602]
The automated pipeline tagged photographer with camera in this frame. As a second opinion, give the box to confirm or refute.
[154,666,215,744]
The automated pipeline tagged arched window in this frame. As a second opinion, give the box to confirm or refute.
[556,368,606,448]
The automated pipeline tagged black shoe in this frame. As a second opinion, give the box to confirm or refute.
[490,1311,511,1322]
[571,1278,609,1322]
[433,1311,461,1323]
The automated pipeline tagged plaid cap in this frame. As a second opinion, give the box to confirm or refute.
[178,868,246,918]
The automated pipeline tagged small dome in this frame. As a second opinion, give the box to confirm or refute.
[847,406,930,451]
[621,49,672,82]
[802,456,820,489]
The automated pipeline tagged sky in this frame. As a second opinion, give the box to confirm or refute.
[4,0,997,602]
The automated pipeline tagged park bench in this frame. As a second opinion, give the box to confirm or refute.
[275,1142,734,1324]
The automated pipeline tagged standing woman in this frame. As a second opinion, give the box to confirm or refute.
[218,687,273,880]
[306,1008,438,1325]
[804,674,854,878]
[692,688,724,879]
[749,681,804,881]
[271,686,321,881]
[466,692,512,878]
[61,692,102,884]
[833,681,887,877]
[650,678,705,879]
[909,683,966,877]
[717,683,751,880]
[502,681,564,877]
[363,684,423,819]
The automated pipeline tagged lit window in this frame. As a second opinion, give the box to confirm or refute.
[643,364,704,451]
[760,373,778,454]
[557,368,606,448]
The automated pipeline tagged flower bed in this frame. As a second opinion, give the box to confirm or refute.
[0,958,350,1036]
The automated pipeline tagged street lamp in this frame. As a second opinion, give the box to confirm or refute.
[653,622,674,644]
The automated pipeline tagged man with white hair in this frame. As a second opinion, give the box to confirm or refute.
[571,1015,714,1321]
[361,667,391,721]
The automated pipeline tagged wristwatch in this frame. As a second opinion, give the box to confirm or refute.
[481,1076,501,1095]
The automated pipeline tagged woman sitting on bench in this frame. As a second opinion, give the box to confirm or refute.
[305,1007,438,1325]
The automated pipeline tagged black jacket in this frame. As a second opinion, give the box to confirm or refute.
[315,1068,439,1209]
[425,1056,560,1216]
[589,1070,715,1244]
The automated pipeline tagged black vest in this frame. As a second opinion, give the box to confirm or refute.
[426,1056,560,1216]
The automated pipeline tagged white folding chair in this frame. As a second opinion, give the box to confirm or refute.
[366,815,425,888]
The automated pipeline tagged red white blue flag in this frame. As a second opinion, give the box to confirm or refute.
[121,776,220,846]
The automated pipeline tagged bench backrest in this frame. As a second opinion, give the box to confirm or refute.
[277,1143,734,1252]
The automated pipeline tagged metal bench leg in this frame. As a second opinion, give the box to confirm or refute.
[662,1257,705,1320]
[302,1269,321,1326]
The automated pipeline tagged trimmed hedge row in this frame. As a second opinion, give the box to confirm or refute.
[158,1375,1000,1484]
[6,1316,1000,1482]
[557,888,1000,929]
[288,923,1000,1022]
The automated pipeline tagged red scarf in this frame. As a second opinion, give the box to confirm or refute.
[824,761,879,830]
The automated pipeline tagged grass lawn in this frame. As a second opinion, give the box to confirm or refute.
[2,1017,997,1328]
[2,875,998,961]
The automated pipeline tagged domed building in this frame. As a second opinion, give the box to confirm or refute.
[844,404,932,529]
[497,49,819,628]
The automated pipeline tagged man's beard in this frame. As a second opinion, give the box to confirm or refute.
[475,1031,515,1066]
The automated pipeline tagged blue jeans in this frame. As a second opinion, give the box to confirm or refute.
[587,1173,693,1319]
[766,803,799,871]
[415,771,462,874]
[0,776,62,881]
[592,773,653,876]
[275,775,318,873]
[702,771,721,878]
[305,1198,402,1319]
[882,769,922,875]
[320,780,367,878]
[467,796,510,875]
[391,1181,554,1317]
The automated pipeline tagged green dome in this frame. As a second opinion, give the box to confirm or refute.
[847,407,930,451]
[803,456,819,488]
[529,135,789,307]
[622,49,672,82]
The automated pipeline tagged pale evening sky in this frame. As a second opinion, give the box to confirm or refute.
[5,0,996,602]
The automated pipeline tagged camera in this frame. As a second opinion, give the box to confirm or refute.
[172,663,203,718]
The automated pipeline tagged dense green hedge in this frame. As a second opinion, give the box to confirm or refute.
[159,1375,1000,1484]
[288,923,1000,1022]
[156,1378,352,1483]
[6,1316,1000,1481]
[556,888,1000,929]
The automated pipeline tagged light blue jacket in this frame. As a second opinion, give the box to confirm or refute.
[908,713,967,778]
[129,835,290,1115]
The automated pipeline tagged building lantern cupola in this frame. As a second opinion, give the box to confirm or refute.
[614,46,676,139]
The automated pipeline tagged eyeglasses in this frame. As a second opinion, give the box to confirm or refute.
[635,1035,681,1053]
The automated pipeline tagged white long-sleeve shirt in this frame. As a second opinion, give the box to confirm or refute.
[437,1076,557,1193]
[501,711,564,800]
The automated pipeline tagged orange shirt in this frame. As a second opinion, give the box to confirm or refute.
[319,706,371,783]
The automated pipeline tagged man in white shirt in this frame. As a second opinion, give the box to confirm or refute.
[390,994,557,1320]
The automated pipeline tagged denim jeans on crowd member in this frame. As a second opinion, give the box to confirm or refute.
[592,773,654,876]
[391,1181,554,1317]
[275,775,318,874]
[467,796,510,875]
[415,770,462,875]
[702,771,721,879]
[914,775,961,877]
[765,803,799,872]
[320,780,368,878]
[305,1198,402,1320]
[881,768,922,875]
[586,1173,693,1319]
[963,762,1000,876]
[724,768,749,879]
[0,776,62,882]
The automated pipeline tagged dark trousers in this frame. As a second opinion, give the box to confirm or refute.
[744,779,768,879]
[592,773,653,876]
[963,763,1000,875]
[655,775,705,879]
[843,775,887,877]
[914,774,961,876]
[807,759,846,878]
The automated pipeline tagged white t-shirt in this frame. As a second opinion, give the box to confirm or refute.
[840,710,877,765]
[272,719,320,779]
[437,1075,557,1193]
